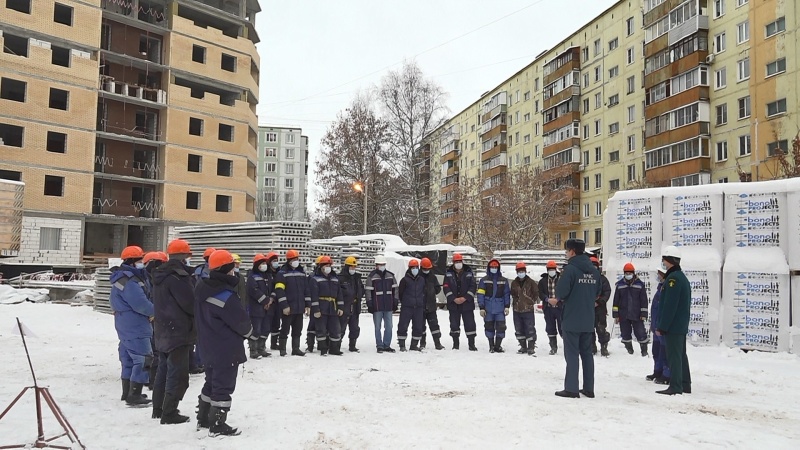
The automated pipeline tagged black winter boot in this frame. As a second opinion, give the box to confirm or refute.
[600,342,610,357]
[433,334,445,350]
[409,338,421,352]
[640,342,649,357]
[126,382,152,407]
[527,338,536,356]
[624,341,635,355]
[248,340,261,359]
[291,337,306,356]
[258,337,271,358]
[517,339,527,354]
[160,393,190,424]
[279,338,288,357]
[494,337,504,353]
[121,378,130,401]
[452,335,460,350]
[319,339,329,356]
[306,335,315,353]
[348,338,360,353]
[196,395,211,430]
[646,371,662,381]
[468,335,478,351]
[208,406,241,437]
[488,338,496,353]
[398,339,407,352]
[420,334,427,350]
[270,334,279,350]
[330,340,344,356]
[151,385,164,419]
[549,336,558,355]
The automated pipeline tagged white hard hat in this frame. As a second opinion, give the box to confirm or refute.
[374,255,387,265]
[662,245,682,259]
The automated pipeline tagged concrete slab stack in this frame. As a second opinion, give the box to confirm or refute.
[93,267,112,314]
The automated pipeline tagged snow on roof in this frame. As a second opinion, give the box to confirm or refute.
[329,234,407,247]
[723,247,789,273]
[387,243,478,253]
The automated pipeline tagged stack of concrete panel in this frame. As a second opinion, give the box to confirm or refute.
[175,221,313,268]
[93,267,112,314]
[309,237,385,277]
[492,250,566,270]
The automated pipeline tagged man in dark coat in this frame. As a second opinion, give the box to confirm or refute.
[151,239,196,424]
[143,251,168,389]
[511,262,538,356]
[194,250,254,437]
[539,261,563,355]
[264,252,283,351]
[246,254,274,359]
[647,269,670,385]
[338,256,364,352]
[420,258,444,350]
[309,255,344,356]
[273,249,309,357]
[656,246,692,395]
[613,263,650,356]
[443,253,477,351]
[590,256,612,356]
[554,239,601,399]
[397,259,426,352]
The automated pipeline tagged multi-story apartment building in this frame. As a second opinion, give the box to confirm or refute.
[256,126,308,222]
[0,0,260,268]
[424,0,797,249]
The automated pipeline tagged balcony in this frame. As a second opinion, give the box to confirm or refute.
[100,76,167,107]
[97,100,164,143]
[669,15,709,46]
[92,179,161,219]
[101,19,164,64]
[101,0,169,29]
[95,139,160,180]
[481,103,507,125]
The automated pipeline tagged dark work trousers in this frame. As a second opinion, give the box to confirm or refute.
[306,318,316,342]
[269,306,281,340]
[665,333,691,393]
[280,313,304,339]
[315,314,342,342]
[544,306,563,337]
[200,365,239,408]
[619,319,649,343]
[250,312,272,339]
[513,311,536,342]
[593,307,610,344]
[340,309,361,340]
[397,306,425,340]
[190,344,203,370]
[448,305,477,337]
[652,335,671,377]
[153,344,191,400]
[563,331,594,394]
[422,310,441,337]
[148,337,159,386]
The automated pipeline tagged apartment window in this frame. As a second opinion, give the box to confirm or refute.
[286,133,296,144]
[766,99,787,117]
[713,0,725,18]
[609,94,619,106]
[594,228,602,245]
[265,132,277,142]
[221,53,236,72]
[515,132,520,146]
[0,78,26,102]
[509,135,513,146]
[716,141,728,161]
[766,17,786,38]
[583,73,589,87]
[716,104,727,126]
[610,150,620,162]
[627,105,636,123]
[2,33,28,57]
[583,230,589,243]
[53,3,73,26]
[515,111,520,124]
[594,173,602,189]
[627,76,635,94]
[715,67,727,89]
[192,45,206,63]
[266,162,276,172]
[555,233,562,247]
[51,45,70,67]
[766,58,787,77]
[49,88,69,110]
[189,117,203,136]
[583,125,590,140]
[523,91,530,101]
[215,195,231,212]
[39,227,61,251]
[44,175,64,197]
[535,78,540,91]
[263,192,276,203]
[583,98,590,113]
[737,58,750,81]
[595,92,602,109]
[738,134,751,156]
[584,203,590,218]
[264,177,276,188]
[627,135,636,152]
[626,17,635,36]
[714,32,726,53]
[285,163,295,174]
[626,164,636,182]
[6,0,30,13]
[594,120,601,136]
[282,193,294,204]
[719,177,729,183]
[217,158,233,176]
[609,38,618,51]
[737,96,750,119]
[582,47,589,63]
[508,115,513,127]
[285,178,294,189]
[187,154,202,172]
[594,66,601,82]
[737,21,749,44]
[593,202,602,217]
[523,134,531,144]
[285,148,295,159]
[609,122,619,135]
[265,147,277,157]
[594,39,601,56]
[523,156,531,165]
[569,232,577,240]
[767,140,789,157]
[583,150,590,165]
[626,48,635,65]
[46,131,66,153]
[218,123,234,142]
[583,176,589,191]
[1,123,25,147]
[0,169,22,181]
[524,113,531,122]
[610,179,620,191]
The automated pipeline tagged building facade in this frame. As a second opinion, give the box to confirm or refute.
[256,126,309,222]
[424,0,797,248]
[1,0,261,268]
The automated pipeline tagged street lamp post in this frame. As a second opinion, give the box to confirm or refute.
[353,180,367,235]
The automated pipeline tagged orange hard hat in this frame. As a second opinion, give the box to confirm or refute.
[546,260,558,269]
[286,249,299,260]
[143,251,168,264]
[253,253,268,264]
[408,259,420,268]
[318,255,333,265]
[623,262,636,272]
[203,247,216,259]
[167,239,191,255]
[453,253,464,262]
[209,249,235,270]
[421,258,433,269]
[266,251,279,261]
[488,259,500,268]
[515,262,526,271]
[121,246,145,260]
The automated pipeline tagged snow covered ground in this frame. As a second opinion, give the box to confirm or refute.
[1,303,800,449]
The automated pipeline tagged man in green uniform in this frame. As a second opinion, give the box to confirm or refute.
[655,245,692,395]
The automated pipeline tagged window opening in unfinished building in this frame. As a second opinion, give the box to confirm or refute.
[186,191,200,209]
[53,3,73,25]
[51,45,71,67]
[1,77,26,102]
[47,131,67,153]
[188,154,202,172]
[49,88,69,110]
[217,158,233,177]
[0,123,24,147]
[44,175,64,197]
[3,33,28,57]
[6,0,30,14]
[218,123,234,142]
[189,117,203,136]
[192,45,206,63]
[221,53,236,72]
[139,36,161,63]
[0,169,22,181]
[215,195,231,212]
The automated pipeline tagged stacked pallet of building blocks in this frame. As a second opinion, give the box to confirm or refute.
[492,250,568,272]
[93,267,112,314]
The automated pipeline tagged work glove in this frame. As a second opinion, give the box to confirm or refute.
[337,310,343,317]
[304,307,310,316]
[504,308,509,316]
[640,317,646,322]
[313,312,321,319]
[282,307,290,316]
[480,310,486,318]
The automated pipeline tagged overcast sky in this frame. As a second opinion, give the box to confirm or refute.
[255,0,619,213]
